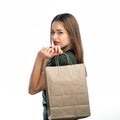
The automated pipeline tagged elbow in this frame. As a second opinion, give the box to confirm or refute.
[28,87,38,95]
[28,81,45,95]
[28,89,36,95]
[28,85,43,95]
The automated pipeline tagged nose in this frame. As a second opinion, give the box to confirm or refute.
[52,33,58,40]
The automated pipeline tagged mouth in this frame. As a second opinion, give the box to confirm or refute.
[53,41,60,45]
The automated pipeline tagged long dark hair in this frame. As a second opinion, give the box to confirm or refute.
[50,13,84,63]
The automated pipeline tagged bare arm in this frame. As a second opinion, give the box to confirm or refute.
[28,46,63,95]
[28,54,48,94]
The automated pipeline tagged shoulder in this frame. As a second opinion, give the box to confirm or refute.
[49,49,77,66]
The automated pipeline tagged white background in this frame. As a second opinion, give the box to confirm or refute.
[0,0,120,120]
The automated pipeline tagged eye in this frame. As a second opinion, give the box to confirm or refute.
[58,31,63,34]
[51,31,55,35]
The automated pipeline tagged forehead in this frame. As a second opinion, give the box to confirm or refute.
[51,21,65,30]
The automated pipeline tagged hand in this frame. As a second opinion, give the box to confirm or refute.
[38,45,63,60]
[50,45,63,56]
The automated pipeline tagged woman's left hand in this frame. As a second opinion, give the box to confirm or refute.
[50,45,63,56]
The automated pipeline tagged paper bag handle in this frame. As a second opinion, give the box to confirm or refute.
[55,53,87,76]
[55,53,72,66]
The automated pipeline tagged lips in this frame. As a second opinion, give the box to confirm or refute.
[53,41,60,45]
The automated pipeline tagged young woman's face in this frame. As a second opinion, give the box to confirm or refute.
[51,21,71,49]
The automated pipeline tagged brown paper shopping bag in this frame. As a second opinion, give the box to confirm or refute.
[44,54,90,120]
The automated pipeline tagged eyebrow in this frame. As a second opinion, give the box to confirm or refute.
[51,28,63,31]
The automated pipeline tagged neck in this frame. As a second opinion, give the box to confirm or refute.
[62,43,73,52]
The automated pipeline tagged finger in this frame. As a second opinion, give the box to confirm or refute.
[59,49,63,54]
[56,46,63,54]
[44,47,51,53]
[49,45,55,53]
[49,45,54,49]
[57,46,61,53]
[48,48,53,54]
[54,46,58,53]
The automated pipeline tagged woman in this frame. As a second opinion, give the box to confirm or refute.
[28,13,84,120]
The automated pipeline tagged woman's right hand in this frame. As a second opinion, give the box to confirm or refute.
[38,45,63,60]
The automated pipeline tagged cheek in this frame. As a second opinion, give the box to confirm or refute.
[65,37,71,44]
[62,39,71,46]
